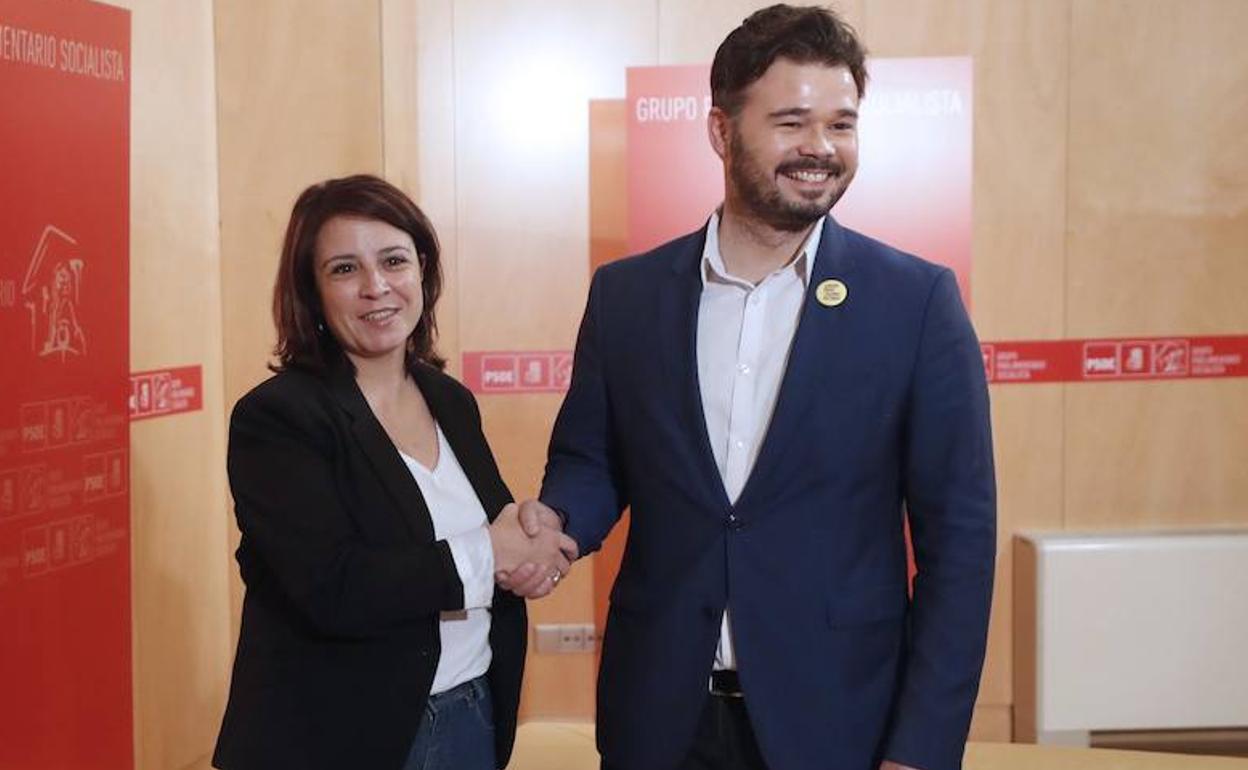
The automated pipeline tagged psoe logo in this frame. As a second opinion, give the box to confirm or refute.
[22,225,87,361]
[480,355,517,391]
[1082,342,1120,378]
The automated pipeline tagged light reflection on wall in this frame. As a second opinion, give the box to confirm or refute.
[490,52,592,160]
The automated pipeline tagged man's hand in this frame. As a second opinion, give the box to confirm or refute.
[517,499,578,557]
[492,499,579,599]
[881,761,920,770]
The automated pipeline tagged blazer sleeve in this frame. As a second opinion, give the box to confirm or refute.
[228,387,464,640]
[884,268,997,770]
[540,266,629,556]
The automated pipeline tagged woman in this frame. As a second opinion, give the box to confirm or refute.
[213,175,576,770]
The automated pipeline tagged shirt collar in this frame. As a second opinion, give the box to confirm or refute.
[700,209,823,289]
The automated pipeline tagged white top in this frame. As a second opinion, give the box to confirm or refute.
[399,424,496,695]
[697,210,823,670]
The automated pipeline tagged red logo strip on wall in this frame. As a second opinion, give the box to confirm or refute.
[129,365,203,420]
[982,334,1248,384]
[464,335,1248,394]
[462,351,573,394]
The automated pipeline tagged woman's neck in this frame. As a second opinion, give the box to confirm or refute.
[350,352,410,411]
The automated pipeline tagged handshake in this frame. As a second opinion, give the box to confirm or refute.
[487,499,579,599]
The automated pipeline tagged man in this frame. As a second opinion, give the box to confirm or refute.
[506,6,995,770]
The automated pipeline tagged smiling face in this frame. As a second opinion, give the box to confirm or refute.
[313,215,423,369]
[712,58,860,232]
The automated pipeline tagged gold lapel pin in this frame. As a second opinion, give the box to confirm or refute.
[815,279,848,307]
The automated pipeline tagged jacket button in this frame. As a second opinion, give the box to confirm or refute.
[726,514,743,531]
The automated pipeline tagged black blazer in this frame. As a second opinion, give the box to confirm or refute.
[213,361,526,770]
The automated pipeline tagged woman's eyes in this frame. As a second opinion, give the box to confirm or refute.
[327,255,408,275]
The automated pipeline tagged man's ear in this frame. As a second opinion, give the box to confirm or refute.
[707,106,732,161]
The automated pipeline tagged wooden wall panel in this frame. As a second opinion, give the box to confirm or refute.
[380,0,425,201]
[112,1,234,768]
[1065,0,1248,338]
[214,0,386,634]
[1064,0,1248,532]
[215,0,385,414]
[970,704,1014,744]
[384,0,461,371]
[1065,380,1248,529]
[450,0,656,353]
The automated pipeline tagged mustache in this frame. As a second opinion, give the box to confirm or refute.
[776,158,843,175]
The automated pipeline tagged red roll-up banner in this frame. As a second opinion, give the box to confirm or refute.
[0,1,132,767]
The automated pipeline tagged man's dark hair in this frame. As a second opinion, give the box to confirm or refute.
[271,174,445,374]
[710,4,868,117]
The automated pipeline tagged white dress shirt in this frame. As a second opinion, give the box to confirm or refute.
[697,210,823,670]
[399,423,496,694]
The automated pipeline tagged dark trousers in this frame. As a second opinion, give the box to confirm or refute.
[602,691,769,770]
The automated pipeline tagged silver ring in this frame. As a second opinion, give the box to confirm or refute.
[550,570,562,585]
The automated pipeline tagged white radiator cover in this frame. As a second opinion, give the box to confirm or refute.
[1014,530,1248,743]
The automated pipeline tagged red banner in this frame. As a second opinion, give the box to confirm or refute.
[129,365,203,421]
[626,65,719,254]
[0,1,132,767]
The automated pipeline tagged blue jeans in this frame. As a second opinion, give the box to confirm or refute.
[404,676,496,770]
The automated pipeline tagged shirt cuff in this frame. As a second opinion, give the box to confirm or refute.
[445,525,495,609]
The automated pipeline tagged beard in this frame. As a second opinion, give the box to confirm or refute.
[727,126,852,232]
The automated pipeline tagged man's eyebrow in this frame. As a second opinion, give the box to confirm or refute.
[768,107,811,119]
[766,106,859,119]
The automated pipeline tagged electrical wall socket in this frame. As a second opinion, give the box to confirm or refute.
[534,623,599,653]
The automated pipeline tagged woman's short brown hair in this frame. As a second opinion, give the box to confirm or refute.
[271,174,445,374]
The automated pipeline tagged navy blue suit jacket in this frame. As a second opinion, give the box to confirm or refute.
[541,217,996,770]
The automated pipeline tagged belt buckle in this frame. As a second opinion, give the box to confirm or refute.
[709,670,744,699]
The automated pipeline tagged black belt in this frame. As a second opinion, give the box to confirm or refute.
[710,670,743,698]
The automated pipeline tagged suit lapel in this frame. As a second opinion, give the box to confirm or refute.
[327,362,434,540]
[734,217,858,512]
[661,227,735,512]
